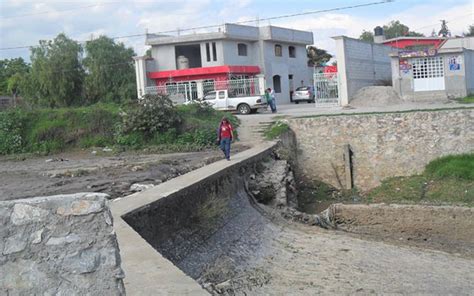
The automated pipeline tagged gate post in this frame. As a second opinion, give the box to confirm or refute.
[196,80,204,99]
[256,74,265,95]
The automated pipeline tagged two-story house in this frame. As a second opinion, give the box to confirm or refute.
[134,23,314,104]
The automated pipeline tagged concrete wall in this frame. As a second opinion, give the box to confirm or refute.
[151,44,177,71]
[334,36,394,106]
[441,37,474,50]
[464,49,474,94]
[288,108,474,191]
[222,40,258,66]
[0,193,125,295]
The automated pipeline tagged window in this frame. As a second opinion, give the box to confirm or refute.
[237,43,247,56]
[289,46,296,58]
[273,75,281,93]
[275,44,282,57]
[218,91,226,99]
[412,56,444,79]
[205,43,211,62]
[212,42,217,61]
[203,91,216,100]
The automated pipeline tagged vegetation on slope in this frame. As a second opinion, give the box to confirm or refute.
[0,95,238,155]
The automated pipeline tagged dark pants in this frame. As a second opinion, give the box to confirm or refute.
[220,137,231,160]
[270,98,277,113]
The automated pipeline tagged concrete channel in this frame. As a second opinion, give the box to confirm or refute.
[109,142,277,295]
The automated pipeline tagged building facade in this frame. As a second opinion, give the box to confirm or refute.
[390,47,474,101]
[135,23,314,103]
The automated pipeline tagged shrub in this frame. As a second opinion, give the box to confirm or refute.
[122,94,181,138]
[0,109,26,154]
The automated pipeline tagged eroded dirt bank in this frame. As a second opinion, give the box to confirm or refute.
[322,203,474,257]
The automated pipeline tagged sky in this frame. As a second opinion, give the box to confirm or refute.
[0,0,473,61]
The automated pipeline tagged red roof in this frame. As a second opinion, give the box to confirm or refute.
[148,65,260,79]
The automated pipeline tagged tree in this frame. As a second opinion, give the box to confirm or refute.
[359,20,424,42]
[25,33,84,107]
[0,58,30,95]
[307,46,332,67]
[464,25,474,37]
[359,30,374,42]
[83,36,136,104]
[438,20,450,37]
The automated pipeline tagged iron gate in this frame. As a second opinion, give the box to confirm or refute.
[313,73,340,106]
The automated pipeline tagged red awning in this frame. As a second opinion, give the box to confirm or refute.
[148,65,260,79]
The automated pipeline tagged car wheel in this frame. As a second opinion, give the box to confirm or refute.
[238,103,251,115]
[295,101,299,104]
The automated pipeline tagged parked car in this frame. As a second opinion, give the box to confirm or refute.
[293,86,315,104]
[190,90,266,114]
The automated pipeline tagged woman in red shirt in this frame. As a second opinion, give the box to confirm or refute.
[217,117,234,161]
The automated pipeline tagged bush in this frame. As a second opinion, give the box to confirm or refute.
[0,109,26,154]
[264,121,289,140]
[122,94,181,138]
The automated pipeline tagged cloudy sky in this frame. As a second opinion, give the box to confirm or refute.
[0,0,473,61]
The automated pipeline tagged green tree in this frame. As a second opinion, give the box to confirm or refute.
[83,36,136,104]
[359,30,374,42]
[307,46,332,67]
[464,25,474,37]
[0,58,30,95]
[359,20,424,42]
[25,33,84,107]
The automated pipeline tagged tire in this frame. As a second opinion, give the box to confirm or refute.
[295,101,299,104]
[238,103,251,115]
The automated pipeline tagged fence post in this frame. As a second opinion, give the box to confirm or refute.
[256,74,265,95]
[196,80,204,99]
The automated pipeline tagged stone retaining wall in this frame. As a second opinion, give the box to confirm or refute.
[0,193,125,295]
[288,108,474,191]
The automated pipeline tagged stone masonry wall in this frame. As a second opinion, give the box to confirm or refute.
[288,108,474,191]
[0,193,125,295]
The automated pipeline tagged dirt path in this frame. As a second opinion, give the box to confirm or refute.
[0,146,246,201]
[240,222,474,295]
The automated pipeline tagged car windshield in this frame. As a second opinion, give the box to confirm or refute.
[296,87,310,91]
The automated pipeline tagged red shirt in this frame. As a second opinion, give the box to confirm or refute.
[220,123,233,139]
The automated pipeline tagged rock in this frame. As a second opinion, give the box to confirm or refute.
[11,204,49,225]
[63,249,100,274]
[3,233,27,254]
[91,150,97,155]
[31,229,44,244]
[46,233,81,246]
[131,165,144,172]
[102,147,113,152]
[45,159,54,163]
[130,183,154,192]
[56,198,105,216]
[215,280,232,292]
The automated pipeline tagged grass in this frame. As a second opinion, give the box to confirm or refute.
[263,121,289,140]
[366,153,474,207]
[456,95,474,104]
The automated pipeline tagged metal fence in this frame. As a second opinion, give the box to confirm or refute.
[144,77,262,104]
[313,73,340,106]
[202,78,261,98]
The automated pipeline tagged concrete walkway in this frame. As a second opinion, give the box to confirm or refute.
[109,142,276,295]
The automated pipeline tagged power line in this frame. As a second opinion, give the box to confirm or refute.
[0,0,394,51]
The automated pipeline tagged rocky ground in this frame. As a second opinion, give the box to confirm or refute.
[0,144,248,201]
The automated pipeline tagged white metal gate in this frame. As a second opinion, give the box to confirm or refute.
[412,56,445,92]
[145,82,198,104]
[313,73,340,106]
